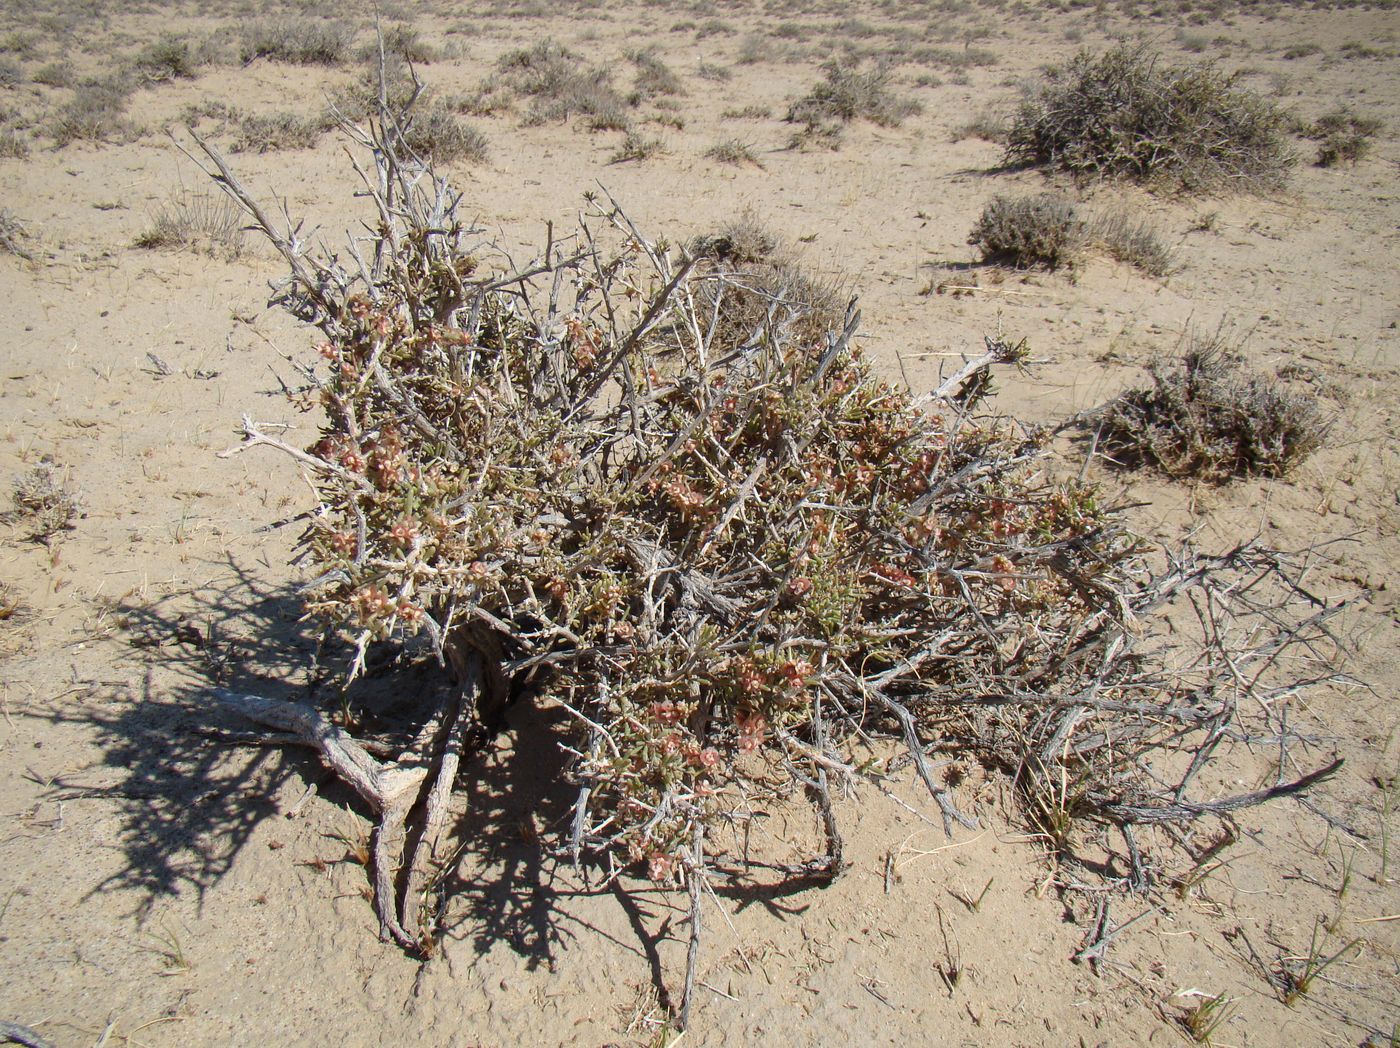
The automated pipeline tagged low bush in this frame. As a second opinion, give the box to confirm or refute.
[0,208,33,259]
[1309,108,1382,167]
[402,103,488,164]
[627,47,684,99]
[8,466,78,540]
[1089,209,1175,277]
[50,77,134,146]
[968,191,1084,269]
[187,88,1346,1024]
[31,61,73,87]
[608,128,662,163]
[231,110,331,153]
[355,23,438,65]
[240,20,352,66]
[133,35,204,81]
[787,60,920,130]
[1005,44,1294,192]
[704,137,762,166]
[495,39,627,127]
[1100,335,1327,479]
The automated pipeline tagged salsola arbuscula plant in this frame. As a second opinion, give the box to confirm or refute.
[183,73,1348,1029]
[1006,44,1294,192]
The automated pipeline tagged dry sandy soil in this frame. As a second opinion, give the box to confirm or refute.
[1,1,1399,1045]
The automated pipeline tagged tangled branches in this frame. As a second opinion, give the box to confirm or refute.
[184,82,1347,1026]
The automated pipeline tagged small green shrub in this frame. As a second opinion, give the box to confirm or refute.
[240,20,352,66]
[495,39,627,126]
[355,23,438,65]
[1100,336,1327,480]
[1309,108,1382,167]
[968,192,1084,269]
[232,110,331,153]
[787,60,920,129]
[50,77,134,146]
[705,138,762,167]
[609,129,662,163]
[133,35,203,81]
[31,61,73,87]
[1005,44,1294,192]
[402,104,488,164]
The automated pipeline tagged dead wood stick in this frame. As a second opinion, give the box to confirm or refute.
[680,823,706,1031]
[0,1021,52,1048]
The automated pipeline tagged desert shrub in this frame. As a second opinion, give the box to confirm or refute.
[134,191,243,258]
[721,104,769,120]
[355,23,438,65]
[0,208,33,259]
[189,94,1346,1021]
[30,61,73,87]
[695,62,730,82]
[609,128,662,163]
[704,137,761,166]
[627,47,684,99]
[494,39,627,127]
[402,103,488,164]
[231,110,331,153]
[1100,336,1327,479]
[240,19,352,66]
[1005,44,1294,192]
[50,77,133,146]
[8,466,78,540]
[0,58,20,88]
[1089,209,1175,276]
[0,127,29,159]
[786,60,920,129]
[133,34,203,81]
[1281,42,1321,60]
[951,107,1007,142]
[0,32,39,59]
[1309,108,1382,167]
[968,191,1085,268]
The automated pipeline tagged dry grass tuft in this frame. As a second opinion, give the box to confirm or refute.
[608,129,662,164]
[134,191,244,258]
[231,110,332,153]
[1089,209,1176,277]
[968,192,1084,269]
[9,466,79,541]
[1006,44,1294,192]
[402,104,489,164]
[705,138,763,167]
[495,39,628,128]
[1100,335,1328,480]
[1309,108,1383,167]
[50,76,134,146]
[0,208,34,259]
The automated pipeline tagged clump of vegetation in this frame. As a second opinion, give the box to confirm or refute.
[494,39,628,128]
[231,110,331,153]
[0,127,29,159]
[627,47,684,99]
[1100,335,1328,480]
[609,128,662,163]
[30,61,73,88]
[1005,44,1295,192]
[133,34,206,81]
[705,138,762,167]
[355,23,437,65]
[134,191,243,258]
[186,83,1347,1027]
[240,20,352,66]
[8,466,79,541]
[402,103,488,164]
[951,107,1007,143]
[1309,108,1382,167]
[50,77,134,146]
[968,191,1085,269]
[0,208,33,259]
[0,57,20,88]
[787,60,920,132]
[1090,209,1176,277]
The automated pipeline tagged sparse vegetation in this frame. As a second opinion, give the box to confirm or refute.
[133,34,205,81]
[134,191,244,258]
[495,39,628,127]
[0,57,19,88]
[355,23,437,65]
[1310,108,1383,167]
[231,110,330,153]
[402,104,488,164]
[787,60,920,131]
[50,77,134,146]
[1005,44,1295,192]
[609,128,662,163]
[0,208,33,259]
[240,19,352,66]
[1100,334,1328,480]
[968,192,1085,269]
[705,138,762,167]
[8,466,79,541]
[1090,209,1175,276]
[30,61,73,88]
[627,47,684,99]
[0,127,29,159]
